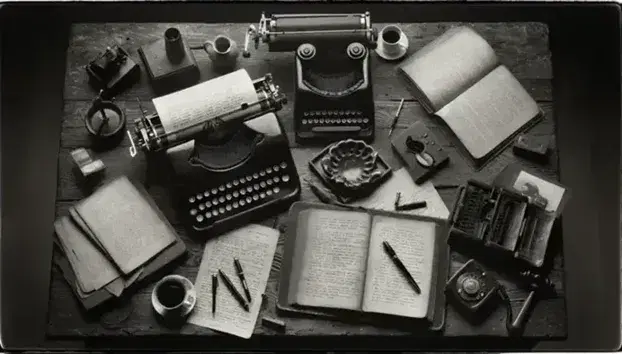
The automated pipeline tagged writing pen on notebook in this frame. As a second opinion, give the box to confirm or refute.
[382,240,421,295]
[234,258,252,303]
[219,269,250,312]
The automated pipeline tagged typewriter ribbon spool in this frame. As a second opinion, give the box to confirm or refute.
[127,69,287,157]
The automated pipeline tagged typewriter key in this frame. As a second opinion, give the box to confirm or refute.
[218,207,225,214]
[267,179,273,186]
[226,194,232,200]
[273,176,280,183]
[282,175,290,182]
[273,187,280,194]
[219,185,225,192]
[218,196,225,203]
[190,209,197,216]
[260,181,267,188]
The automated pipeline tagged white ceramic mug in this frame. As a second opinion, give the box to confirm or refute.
[378,25,405,57]
[151,274,196,321]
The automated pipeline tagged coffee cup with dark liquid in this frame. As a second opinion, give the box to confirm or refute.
[151,275,196,322]
[376,25,409,61]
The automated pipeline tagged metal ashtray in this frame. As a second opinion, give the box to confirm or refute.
[310,139,392,203]
[85,97,126,150]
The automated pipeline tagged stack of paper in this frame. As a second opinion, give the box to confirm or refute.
[53,176,186,309]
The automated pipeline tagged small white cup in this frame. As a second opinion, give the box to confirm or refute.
[152,274,196,321]
[379,25,406,57]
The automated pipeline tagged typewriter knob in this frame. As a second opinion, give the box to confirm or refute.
[297,44,316,60]
[347,42,367,60]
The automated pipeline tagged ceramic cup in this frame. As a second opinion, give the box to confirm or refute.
[375,25,409,61]
[151,274,196,322]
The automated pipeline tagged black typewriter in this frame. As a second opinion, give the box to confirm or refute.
[243,12,378,144]
[294,42,375,144]
[167,113,301,236]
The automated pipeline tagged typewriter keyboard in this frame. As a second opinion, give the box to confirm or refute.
[186,160,297,231]
[301,110,370,127]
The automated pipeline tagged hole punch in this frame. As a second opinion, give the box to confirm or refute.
[406,136,435,168]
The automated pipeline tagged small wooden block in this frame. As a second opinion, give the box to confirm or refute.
[512,135,550,164]
[71,148,106,180]
[262,316,286,332]
[138,38,200,95]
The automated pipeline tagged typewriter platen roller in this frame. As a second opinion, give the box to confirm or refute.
[127,70,301,236]
[244,13,378,144]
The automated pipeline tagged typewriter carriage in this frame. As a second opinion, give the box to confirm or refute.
[127,73,286,157]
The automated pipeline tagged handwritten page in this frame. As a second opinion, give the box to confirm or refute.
[351,168,450,220]
[153,69,258,134]
[293,209,371,311]
[73,177,177,275]
[437,65,540,160]
[399,26,499,113]
[362,215,437,319]
[54,216,120,293]
[188,224,279,339]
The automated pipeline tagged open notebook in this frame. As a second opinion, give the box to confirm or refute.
[278,202,449,329]
[399,26,543,166]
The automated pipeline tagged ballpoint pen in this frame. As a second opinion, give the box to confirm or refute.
[219,269,250,312]
[234,258,252,303]
[212,273,218,315]
[383,240,421,294]
[388,98,405,137]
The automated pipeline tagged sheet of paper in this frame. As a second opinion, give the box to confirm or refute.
[362,215,437,318]
[351,168,450,220]
[54,216,120,293]
[153,69,258,134]
[292,209,371,311]
[188,224,279,339]
[74,176,177,275]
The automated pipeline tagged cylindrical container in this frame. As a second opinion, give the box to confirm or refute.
[165,27,186,63]
[151,274,196,324]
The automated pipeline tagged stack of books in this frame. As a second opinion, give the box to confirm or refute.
[53,176,186,310]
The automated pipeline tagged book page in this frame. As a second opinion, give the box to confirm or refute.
[361,215,437,319]
[293,209,371,311]
[54,216,120,293]
[73,177,177,275]
[188,224,279,339]
[153,69,258,134]
[399,26,499,112]
[436,65,540,160]
[351,168,450,220]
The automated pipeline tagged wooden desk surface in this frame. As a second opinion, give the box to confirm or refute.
[47,22,566,339]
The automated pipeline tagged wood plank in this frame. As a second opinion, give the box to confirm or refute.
[47,227,565,338]
[56,101,558,202]
[63,22,552,102]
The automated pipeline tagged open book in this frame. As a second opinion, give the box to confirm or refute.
[283,205,444,322]
[399,26,543,165]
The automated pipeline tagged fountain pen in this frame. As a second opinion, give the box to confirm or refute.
[219,269,250,312]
